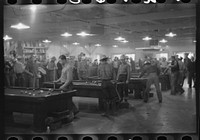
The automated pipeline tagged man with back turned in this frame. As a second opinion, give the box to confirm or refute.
[139,58,162,103]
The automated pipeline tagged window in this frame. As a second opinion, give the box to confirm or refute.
[156,53,168,60]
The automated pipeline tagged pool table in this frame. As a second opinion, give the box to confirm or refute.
[72,80,122,111]
[4,87,77,132]
[128,77,147,99]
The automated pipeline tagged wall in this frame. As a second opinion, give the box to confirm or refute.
[107,40,196,61]
[46,41,108,61]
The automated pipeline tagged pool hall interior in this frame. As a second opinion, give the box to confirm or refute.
[3,3,197,134]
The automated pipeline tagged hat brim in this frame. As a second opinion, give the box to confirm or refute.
[100,57,109,61]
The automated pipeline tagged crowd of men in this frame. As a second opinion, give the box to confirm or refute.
[4,51,196,96]
[4,51,196,115]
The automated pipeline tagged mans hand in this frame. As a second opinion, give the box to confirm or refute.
[59,85,65,90]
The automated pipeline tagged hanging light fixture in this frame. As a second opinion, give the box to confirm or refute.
[95,44,101,47]
[10,23,30,30]
[3,35,13,41]
[165,32,177,37]
[142,36,152,41]
[76,32,94,37]
[121,40,129,43]
[114,36,125,41]
[159,39,168,43]
[73,42,80,45]
[61,32,72,37]
[42,39,51,43]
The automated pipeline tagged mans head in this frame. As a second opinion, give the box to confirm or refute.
[191,56,195,61]
[59,55,67,65]
[100,55,108,64]
[171,55,175,61]
[120,54,126,63]
[184,53,189,58]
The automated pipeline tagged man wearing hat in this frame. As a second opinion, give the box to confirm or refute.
[77,53,88,80]
[98,55,120,116]
[169,55,180,95]
[117,54,130,102]
[139,58,162,103]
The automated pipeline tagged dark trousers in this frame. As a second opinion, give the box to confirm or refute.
[15,73,24,87]
[5,73,10,87]
[144,73,162,102]
[170,71,179,95]
[117,74,128,101]
[188,72,195,87]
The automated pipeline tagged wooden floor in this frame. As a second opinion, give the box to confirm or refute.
[5,80,196,135]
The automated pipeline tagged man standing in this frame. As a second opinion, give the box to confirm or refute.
[178,57,186,91]
[54,55,79,115]
[169,55,180,95]
[188,56,196,88]
[98,55,119,116]
[139,58,162,103]
[117,55,130,102]
[77,53,88,80]
[183,53,192,88]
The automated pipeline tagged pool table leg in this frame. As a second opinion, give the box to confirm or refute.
[33,111,47,132]
[5,111,14,124]
[99,98,104,111]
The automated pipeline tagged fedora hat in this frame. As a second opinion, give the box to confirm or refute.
[100,55,109,61]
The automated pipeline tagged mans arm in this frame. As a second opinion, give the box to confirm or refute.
[59,67,73,89]
[139,65,147,78]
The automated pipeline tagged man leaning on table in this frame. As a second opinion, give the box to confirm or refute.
[53,55,73,90]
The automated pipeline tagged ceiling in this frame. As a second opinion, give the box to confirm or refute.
[4,4,196,47]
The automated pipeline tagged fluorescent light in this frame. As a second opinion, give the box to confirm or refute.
[159,39,168,43]
[114,36,125,41]
[61,32,72,37]
[43,40,51,43]
[3,35,12,41]
[113,45,118,48]
[121,40,129,43]
[142,36,152,41]
[11,23,30,30]
[73,42,80,45]
[165,32,177,37]
[76,32,94,37]
[95,44,101,47]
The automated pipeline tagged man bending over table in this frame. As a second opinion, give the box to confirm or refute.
[54,55,79,115]
[54,55,73,90]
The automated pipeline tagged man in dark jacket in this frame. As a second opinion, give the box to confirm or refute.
[188,56,195,88]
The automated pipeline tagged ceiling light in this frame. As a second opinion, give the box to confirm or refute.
[76,32,94,37]
[42,40,51,43]
[61,32,72,37]
[3,35,12,41]
[113,45,118,48]
[10,23,30,30]
[73,42,80,45]
[142,36,152,41]
[165,32,177,37]
[193,40,196,43]
[159,39,168,43]
[121,40,129,43]
[95,44,101,47]
[114,36,125,41]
